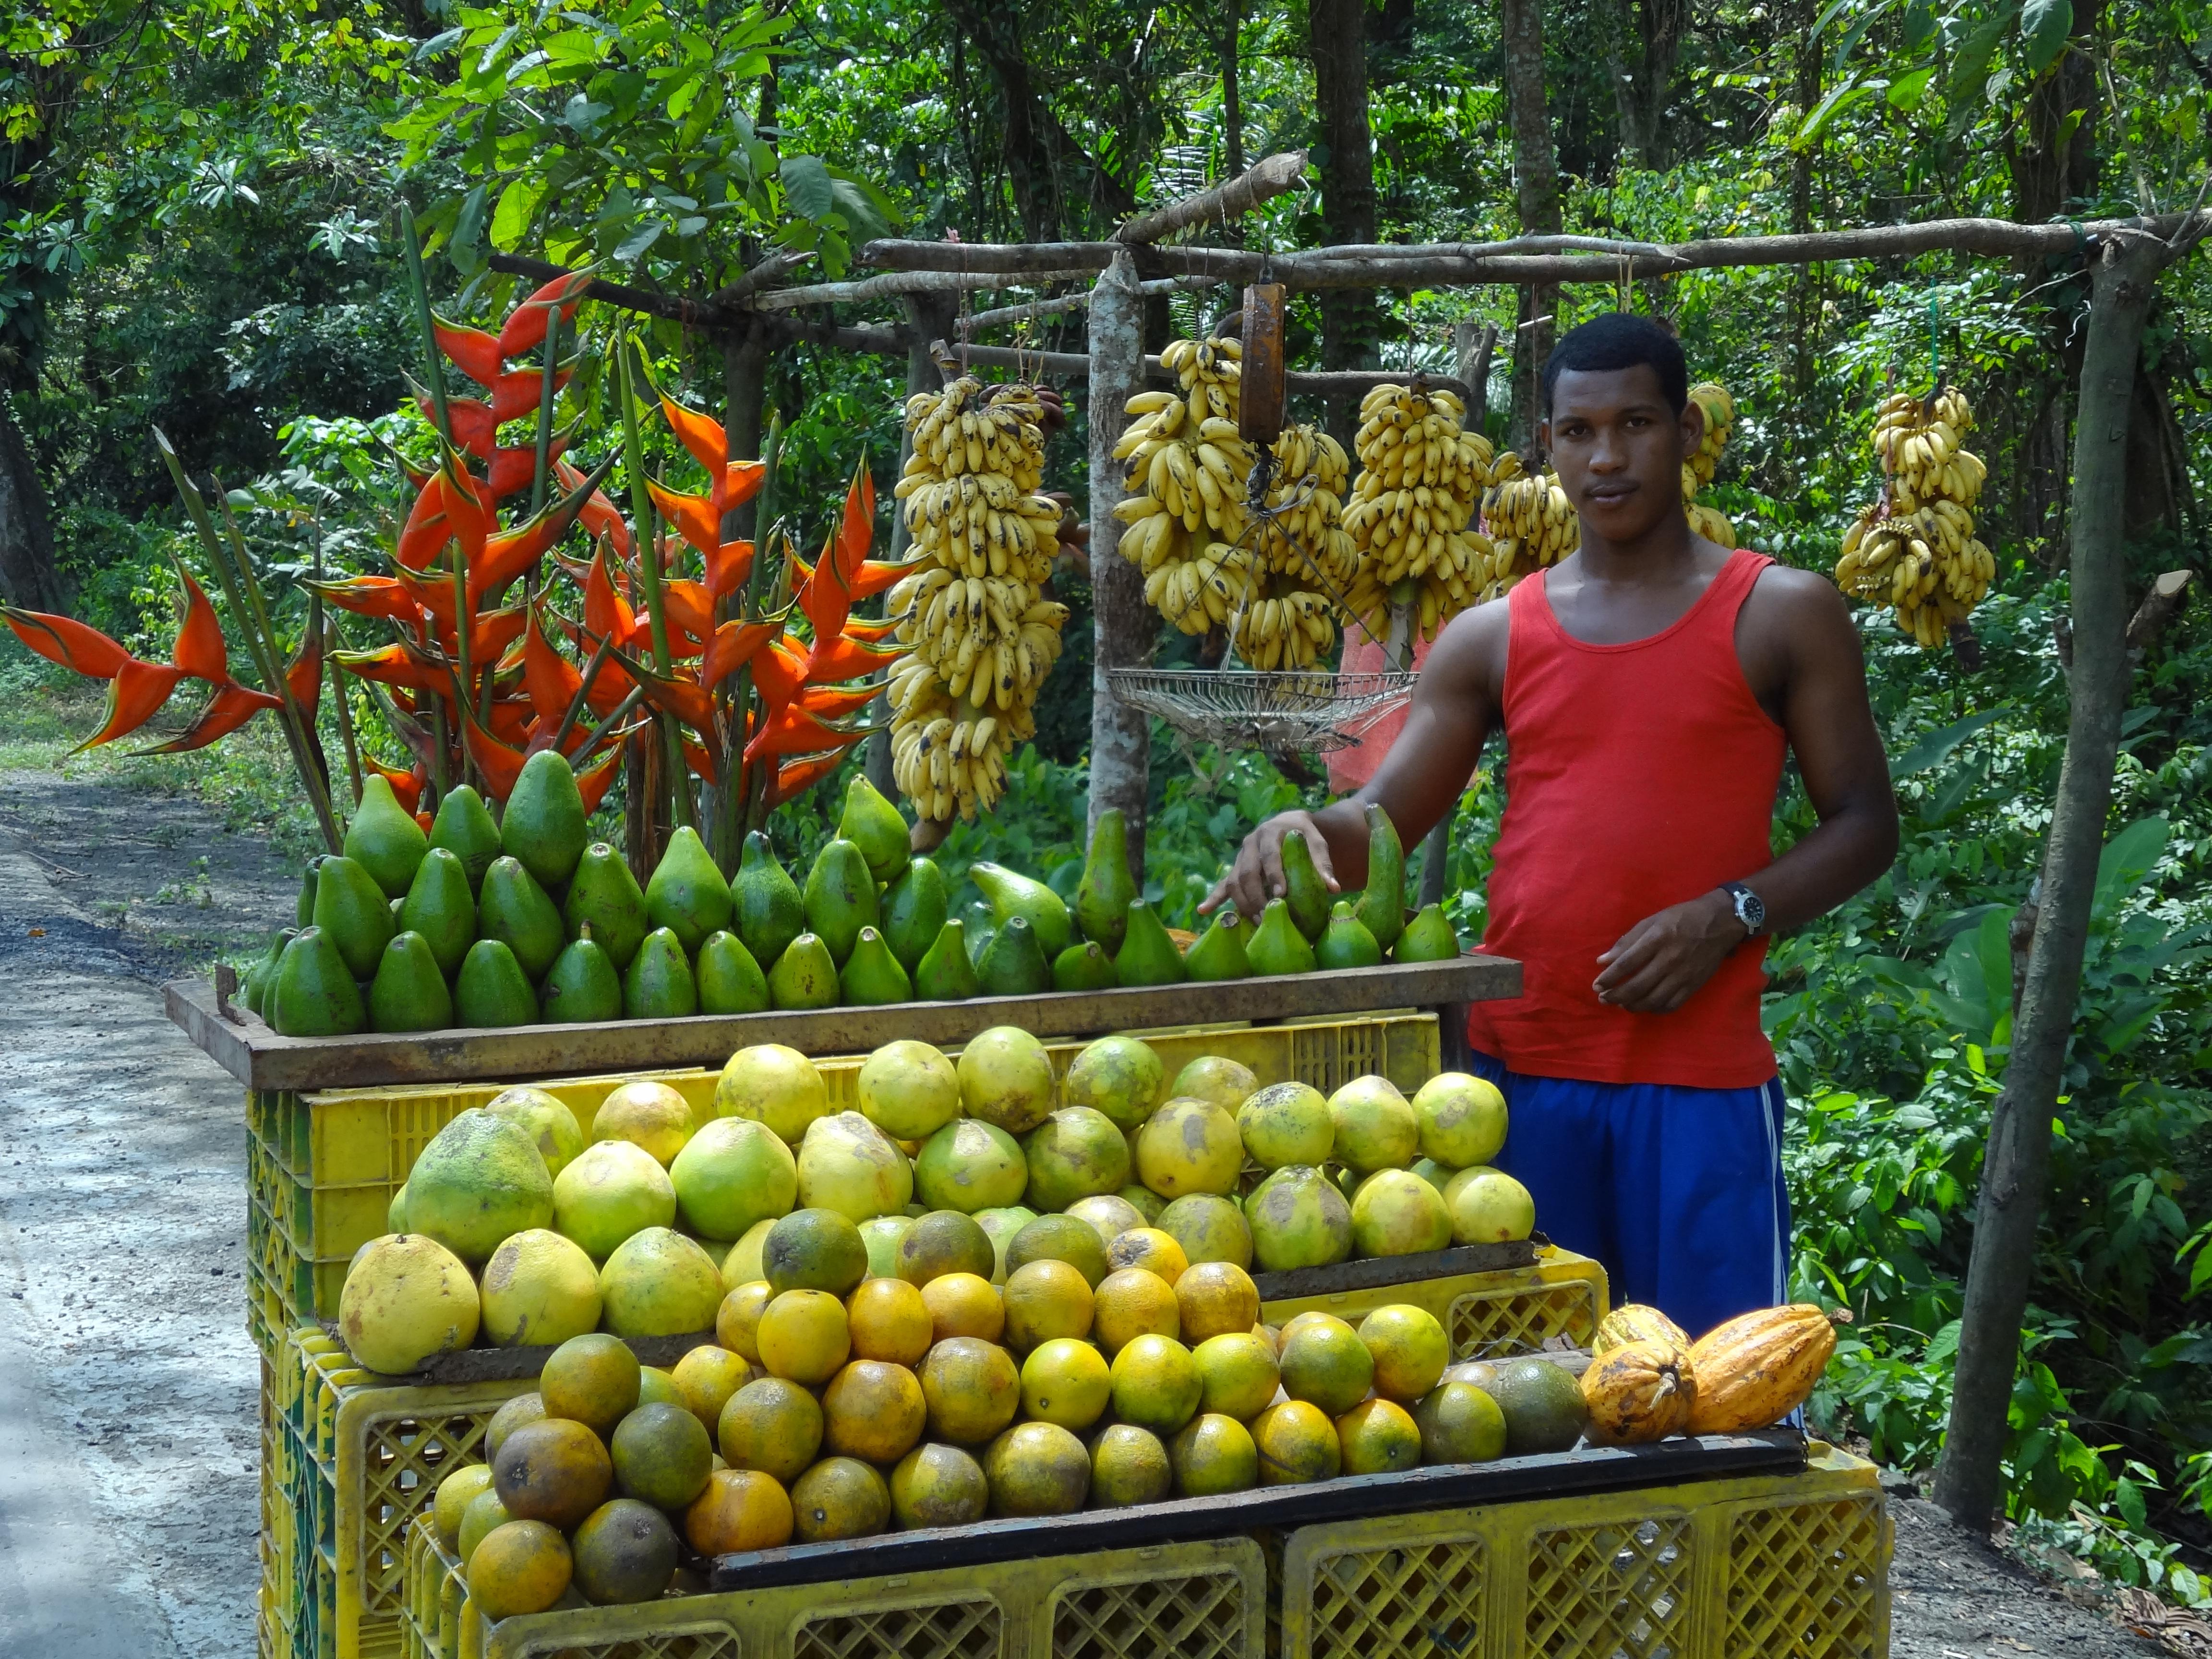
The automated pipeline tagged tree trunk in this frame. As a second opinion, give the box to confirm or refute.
[1221,0,1245,178]
[0,393,71,614]
[1787,0,1822,409]
[1932,231,2174,1532]
[1501,0,1562,449]
[1606,0,1686,171]
[1087,250,1151,890]
[1308,0,1380,447]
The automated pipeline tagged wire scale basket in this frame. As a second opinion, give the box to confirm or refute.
[1106,667,1415,753]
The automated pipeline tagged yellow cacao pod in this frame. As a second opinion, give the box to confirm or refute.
[1593,1303,1689,1358]
[1684,1303,1838,1434]
[1579,1339,1696,1445]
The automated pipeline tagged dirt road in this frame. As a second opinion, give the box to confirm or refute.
[0,764,2172,1659]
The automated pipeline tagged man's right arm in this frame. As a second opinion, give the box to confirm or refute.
[1203,600,1506,917]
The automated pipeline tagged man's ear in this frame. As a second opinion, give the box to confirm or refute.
[1679,397,1706,456]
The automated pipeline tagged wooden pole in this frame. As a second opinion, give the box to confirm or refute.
[1930,230,2179,1530]
[1087,250,1152,890]
[1112,150,1307,244]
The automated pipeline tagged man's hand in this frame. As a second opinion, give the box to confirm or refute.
[1202,809,1341,920]
[1593,889,1747,1012]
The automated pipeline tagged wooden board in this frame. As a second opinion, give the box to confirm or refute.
[1249,1236,1545,1303]
[165,953,1521,1091]
[706,1432,1807,1591]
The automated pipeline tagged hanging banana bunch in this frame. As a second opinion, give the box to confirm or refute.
[1833,386,1993,651]
[1238,421,1359,671]
[1683,382,1739,548]
[1112,337,1260,637]
[1480,468,1576,597]
[1340,381,1502,642]
[887,377,1070,822]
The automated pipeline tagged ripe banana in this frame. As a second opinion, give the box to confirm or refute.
[1839,385,1993,648]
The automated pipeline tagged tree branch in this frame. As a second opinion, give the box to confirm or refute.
[1113,150,1309,244]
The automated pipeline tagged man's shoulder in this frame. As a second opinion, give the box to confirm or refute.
[1744,557,1854,627]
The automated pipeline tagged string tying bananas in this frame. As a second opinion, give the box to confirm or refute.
[1835,387,1992,649]
[889,378,1070,822]
[1341,382,1501,641]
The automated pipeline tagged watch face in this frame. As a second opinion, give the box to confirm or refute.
[1739,891,1766,931]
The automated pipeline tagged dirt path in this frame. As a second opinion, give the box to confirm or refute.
[0,765,2174,1659]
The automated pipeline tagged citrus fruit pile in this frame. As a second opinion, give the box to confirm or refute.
[433,1222,1585,1616]
[338,1028,1538,1376]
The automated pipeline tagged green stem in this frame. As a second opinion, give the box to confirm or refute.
[552,629,616,754]
[531,305,561,516]
[617,337,693,829]
[732,413,783,836]
[399,204,453,445]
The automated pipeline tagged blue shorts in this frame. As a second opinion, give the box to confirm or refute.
[1469,1053,1791,1340]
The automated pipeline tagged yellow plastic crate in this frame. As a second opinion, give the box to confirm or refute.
[401,1515,1266,1659]
[248,1012,1441,1339]
[262,1326,530,1659]
[1271,1443,1890,1659]
[1260,1245,1610,1361]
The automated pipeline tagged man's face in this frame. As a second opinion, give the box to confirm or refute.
[1539,364,1705,546]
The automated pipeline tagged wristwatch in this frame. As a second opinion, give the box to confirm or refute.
[1719,881,1767,938]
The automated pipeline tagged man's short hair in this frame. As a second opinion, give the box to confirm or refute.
[1541,313,1689,415]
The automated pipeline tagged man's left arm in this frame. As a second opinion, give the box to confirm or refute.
[1593,571,1899,1013]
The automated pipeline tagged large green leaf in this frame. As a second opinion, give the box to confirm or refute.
[2092,817,2169,918]
[2018,0,2072,72]
[1889,707,2008,776]
[490,175,548,252]
[779,154,835,220]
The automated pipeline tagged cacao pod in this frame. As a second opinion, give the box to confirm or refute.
[1593,1303,1689,1358]
[1684,1303,1837,1434]
[1579,1338,1695,1444]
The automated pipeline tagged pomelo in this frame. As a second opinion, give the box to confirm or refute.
[1350,1170,1454,1258]
[592,1079,697,1167]
[1168,1055,1258,1112]
[855,1040,961,1140]
[479,1228,601,1347]
[405,1109,555,1264]
[859,1214,914,1280]
[553,1139,678,1260]
[1236,1081,1334,1169]
[339,1233,480,1373]
[599,1228,724,1337]
[670,1116,798,1241]
[1157,1193,1254,1270]
[1135,1098,1242,1198]
[1412,1072,1508,1168]
[1326,1076,1419,1174]
[714,1044,829,1143]
[1243,1166,1354,1273]
[719,1218,777,1292]
[972,1205,1040,1283]
[483,1086,587,1179]
[1060,1035,1164,1130]
[914,1118,1028,1214]
[796,1111,913,1221]
[955,1026,1056,1134]
[1065,1192,1145,1249]
[1449,1168,1537,1244]
[1022,1107,1132,1212]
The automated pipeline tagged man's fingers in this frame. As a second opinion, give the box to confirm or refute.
[1305,831,1341,894]
[1593,931,1656,989]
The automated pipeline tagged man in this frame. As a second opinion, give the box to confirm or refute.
[1208,313,1898,1336]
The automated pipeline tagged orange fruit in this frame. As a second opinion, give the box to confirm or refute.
[484,1393,546,1460]
[466,1519,572,1618]
[540,1333,642,1438]
[717,1377,823,1484]
[790,1456,891,1542]
[1089,1423,1173,1508]
[1192,1332,1280,1421]
[889,1443,990,1529]
[846,1278,934,1366]
[715,1281,775,1362]
[1105,1226,1189,1285]
[1278,1318,1375,1415]
[1358,1305,1449,1402]
[756,1289,851,1384]
[1412,1382,1507,1464]
[1277,1310,1350,1347]
[1001,1260,1094,1351]
[917,1336,1022,1444]
[1175,1261,1260,1345]
[684,1468,793,1555]
[1169,1413,1259,1497]
[822,1360,928,1466]
[1336,1397,1423,1475]
[1091,1267,1179,1355]
[1251,1400,1341,1485]
[1017,1337,1111,1431]
[433,1464,495,1552]
[981,1422,1091,1515]
[1107,1334,1202,1436]
[672,1346,753,1432]
[493,1418,613,1529]
[920,1272,1005,1343]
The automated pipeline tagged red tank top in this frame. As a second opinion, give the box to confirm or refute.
[1465,549,1786,1087]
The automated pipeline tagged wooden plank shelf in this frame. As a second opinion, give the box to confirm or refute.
[166,952,1521,1091]
[705,1432,1809,1590]
[1248,1235,1546,1302]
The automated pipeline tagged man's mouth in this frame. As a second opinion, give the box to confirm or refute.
[1585,482,1637,502]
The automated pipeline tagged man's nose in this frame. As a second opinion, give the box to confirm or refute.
[1588,425,1627,471]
